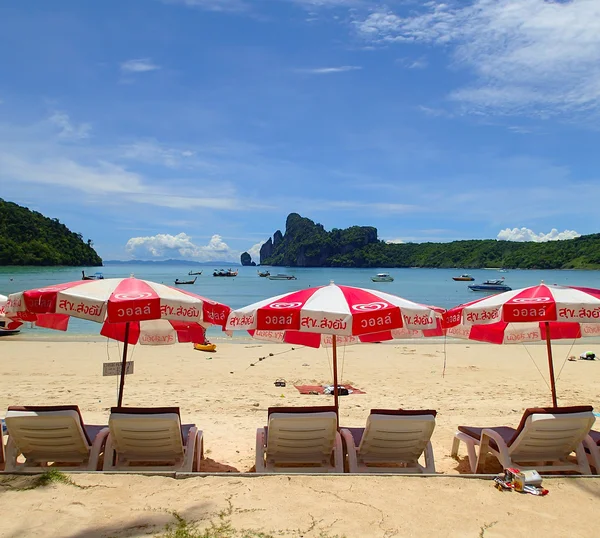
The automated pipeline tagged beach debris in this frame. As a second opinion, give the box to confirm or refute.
[274,378,286,387]
[495,468,548,496]
[248,348,296,368]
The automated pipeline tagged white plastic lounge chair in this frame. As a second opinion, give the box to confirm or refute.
[103,407,203,472]
[4,405,108,472]
[256,406,343,473]
[451,406,595,474]
[340,409,436,473]
[583,430,600,474]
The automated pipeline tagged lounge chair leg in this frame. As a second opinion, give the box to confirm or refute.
[255,428,266,473]
[451,436,460,458]
[4,437,19,472]
[424,441,436,473]
[195,432,204,472]
[464,441,477,473]
[475,435,490,473]
[575,443,592,475]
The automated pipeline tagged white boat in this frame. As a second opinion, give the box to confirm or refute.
[268,273,297,280]
[371,272,394,282]
[468,278,512,292]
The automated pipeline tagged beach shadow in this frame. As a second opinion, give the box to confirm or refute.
[200,457,240,473]
[4,499,214,538]
[452,454,502,474]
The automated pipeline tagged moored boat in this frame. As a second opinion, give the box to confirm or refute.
[468,278,511,292]
[268,273,297,280]
[188,270,202,275]
[371,272,394,282]
[257,270,271,277]
[82,270,104,281]
[174,277,197,285]
[213,268,238,277]
[452,274,475,281]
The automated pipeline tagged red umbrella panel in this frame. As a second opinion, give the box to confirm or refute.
[227,282,444,416]
[6,277,231,405]
[443,283,600,406]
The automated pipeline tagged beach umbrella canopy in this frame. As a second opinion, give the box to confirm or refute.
[443,283,600,406]
[0,294,22,332]
[226,281,444,415]
[5,277,231,405]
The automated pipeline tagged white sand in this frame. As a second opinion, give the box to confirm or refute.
[0,339,599,536]
[1,474,599,537]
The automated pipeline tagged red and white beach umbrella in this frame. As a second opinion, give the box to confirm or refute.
[0,294,22,332]
[6,277,231,405]
[226,281,443,413]
[443,283,600,406]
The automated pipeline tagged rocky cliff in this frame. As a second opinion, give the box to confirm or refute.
[260,213,379,267]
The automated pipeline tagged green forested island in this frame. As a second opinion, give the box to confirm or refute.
[0,199,103,266]
[256,213,600,269]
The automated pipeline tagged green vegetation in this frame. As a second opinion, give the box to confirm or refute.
[0,469,82,491]
[159,509,346,538]
[260,213,600,269]
[0,198,102,266]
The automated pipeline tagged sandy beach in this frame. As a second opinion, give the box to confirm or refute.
[1,339,599,536]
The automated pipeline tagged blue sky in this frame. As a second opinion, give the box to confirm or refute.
[1,0,598,263]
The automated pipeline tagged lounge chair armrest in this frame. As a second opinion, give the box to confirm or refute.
[183,426,199,472]
[255,427,267,473]
[583,435,599,474]
[476,428,510,473]
[88,427,110,471]
[333,431,344,473]
[340,428,357,473]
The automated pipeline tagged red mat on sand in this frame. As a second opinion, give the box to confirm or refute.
[294,385,366,395]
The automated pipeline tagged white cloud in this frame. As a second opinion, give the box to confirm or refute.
[120,140,199,168]
[296,66,362,74]
[385,238,404,244]
[162,0,249,11]
[246,241,265,263]
[125,232,237,261]
[355,0,600,116]
[497,227,581,242]
[120,58,161,73]
[48,112,91,140]
[397,57,428,69]
[0,152,146,196]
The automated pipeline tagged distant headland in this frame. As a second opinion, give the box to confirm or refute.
[241,213,600,270]
[0,198,102,267]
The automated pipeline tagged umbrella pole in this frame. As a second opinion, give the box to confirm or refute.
[332,335,339,428]
[544,321,558,407]
[117,322,130,407]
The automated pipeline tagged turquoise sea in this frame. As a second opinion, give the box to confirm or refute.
[2,264,600,340]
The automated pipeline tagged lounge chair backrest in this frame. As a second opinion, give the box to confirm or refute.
[5,405,91,463]
[108,407,184,462]
[266,409,338,465]
[510,406,595,459]
[358,410,436,463]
